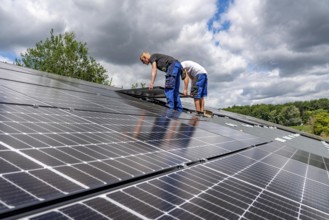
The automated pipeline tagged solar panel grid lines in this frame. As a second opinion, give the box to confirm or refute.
[0,177,39,211]
[303,179,329,214]
[98,195,151,220]
[181,170,247,218]
[0,140,90,188]
[106,170,220,219]
[4,171,66,199]
[300,205,329,220]
[0,86,46,106]
[307,165,329,185]
[213,145,326,219]
[168,172,246,217]
[0,111,256,213]
[2,175,46,201]
[26,158,264,220]
[296,152,313,220]
[240,153,301,219]
[309,154,327,169]
[205,145,302,216]
[1,105,225,216]
[12,151,329,219]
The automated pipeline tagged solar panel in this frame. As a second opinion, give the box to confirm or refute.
[0,62,328,219]
[23,142,329,220]
[119,86,168,98]
[0,105,263,217]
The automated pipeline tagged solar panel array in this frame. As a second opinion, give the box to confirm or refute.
[26,142,329,220]
[0,62,328,219]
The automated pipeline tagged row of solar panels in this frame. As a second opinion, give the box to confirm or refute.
[0,62,328,219]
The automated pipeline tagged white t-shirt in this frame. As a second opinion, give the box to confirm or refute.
[181,61,207,79]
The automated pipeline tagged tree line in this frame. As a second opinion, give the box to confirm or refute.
[223,98,329,138]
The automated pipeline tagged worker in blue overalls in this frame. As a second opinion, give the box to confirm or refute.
[140,52,184,112]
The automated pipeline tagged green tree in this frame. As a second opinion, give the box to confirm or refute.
[312,111,329,137]
[276,105,302,126]
[15,29,109,84]
[268,109,279,124]
[306,109,329,137]
[223,98,329,136]
[251,104,272,121]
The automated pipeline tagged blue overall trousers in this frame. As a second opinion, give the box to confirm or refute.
[164,61,183,112]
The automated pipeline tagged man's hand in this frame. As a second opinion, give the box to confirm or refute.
[149,82,154,90]
[183,89,188,96]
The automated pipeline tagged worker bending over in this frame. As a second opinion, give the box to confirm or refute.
[181,61,208,113]
[140,52,183,112]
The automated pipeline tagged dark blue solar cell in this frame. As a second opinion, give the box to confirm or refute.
[21,149,65,166]
[303,179,329,214]
[40,148,81,164]
[180,201,226,219]
[55,166,104,187]
[0,151,42,170]
[260,153,289,168]
[73,163,120,183]
[235,162,279,188]
[108,191,163,219]
[150,179,194,200]
[124,187,175,212]
[4,172,64,200]
[137,182,185,205]
[0,177,38,207]
[309,157,326,170]
[300,205,329,220]
[307,166,329,185]
[60,203,108,220]
[267,170,304,202]
[239,148,269,160]
[30,211,69,220]
[283,159,307,176]
[0,157,21,173]
[159,175,202,195]
[30,169,84,193]
[206,154,256,176]
[84,197,142,219]
[0,134,33,149]
[254,191,299,219]
[167,207,203,220]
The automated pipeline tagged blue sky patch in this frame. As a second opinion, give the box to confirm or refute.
[0,51,17,62]
[208,0,233,33]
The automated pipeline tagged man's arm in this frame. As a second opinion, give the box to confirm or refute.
[183,69,189,96]
[149,62,157,90]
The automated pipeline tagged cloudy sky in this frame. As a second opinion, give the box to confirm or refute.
[1,0,329,108]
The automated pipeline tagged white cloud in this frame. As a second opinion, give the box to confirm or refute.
[0,56,12,63]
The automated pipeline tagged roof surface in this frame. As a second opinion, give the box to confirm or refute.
[0,62,328,219]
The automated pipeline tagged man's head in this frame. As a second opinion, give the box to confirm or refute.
[140,52,151,65]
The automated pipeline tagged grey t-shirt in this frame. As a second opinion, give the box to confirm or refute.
[149,53,176,72]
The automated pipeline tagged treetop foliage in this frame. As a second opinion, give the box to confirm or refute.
[15,29,110,85]
[223,98,329,137]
